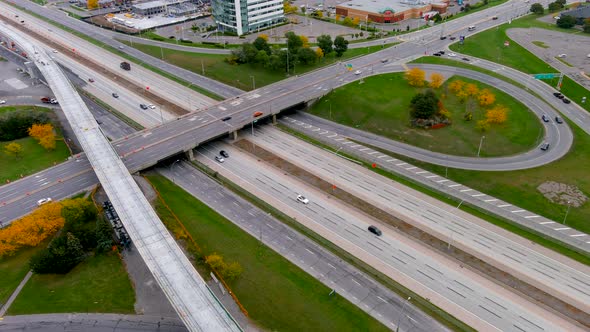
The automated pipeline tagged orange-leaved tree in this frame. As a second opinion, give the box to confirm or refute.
[0,202,64,257]
[429,73,444,89]
[28,123,56,151]
[299,35,310,48]
[4,142,23,159]
[485,105,508,124]
[315,47,324,59]
[448,80,465,94]
[478,89,496,107]
[405,68,426,87]
[464,83,479,97]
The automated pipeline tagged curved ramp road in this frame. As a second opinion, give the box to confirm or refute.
[0,22,241,332]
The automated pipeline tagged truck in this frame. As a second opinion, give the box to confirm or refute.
[120,61,131,71]
[41,97,58,104]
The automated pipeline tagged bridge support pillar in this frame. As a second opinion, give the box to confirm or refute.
[231,130,238,141]
[185,149,195,161]
[272,114,277,125]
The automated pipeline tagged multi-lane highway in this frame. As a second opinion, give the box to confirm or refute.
[194,139,586,332]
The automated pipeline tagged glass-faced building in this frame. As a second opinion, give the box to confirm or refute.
[211,0,284,35]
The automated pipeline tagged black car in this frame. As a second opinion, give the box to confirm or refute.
[438,51,445,55]
[541,115,550,123]
[555,116,563,124]
[440,36,447,40]
[220,150,229,158]
[140,104,148,110]
[368,225,382,236]
[433,53,442,56]
[553,92,563,98]
[557,94,565,99]
[449,36,456,40]
[462,57,470,62]
[221,116,232,121]
[563,98,571,104]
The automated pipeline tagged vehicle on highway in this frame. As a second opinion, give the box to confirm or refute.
[438,51,445,55]
[0,100,5,104]
[449,36,456,40]
[296,194,309,204]
[555,116,563,124]
[215,155,224,163]
[492,16,498,20]
[468,25,476,31]
[112,92,119,98]
[140,104,148,110]
[148,104,156,109]
[41,97,51,103]
[540,142,550,151]
[37,197,52,206]
[50,98,58,104]
[542,114,550,123]
[221,116,232,121]
[448,53,457,57]
[220,150,229,158]
[462,57,470,62]
[253,111,263,117]
[558,54,567,58]
[563,98,571,104]
[51,49,58,53]
[381,58,389,63]
[120,62,131,71]
[433,52,442,56]
[88,78,95,83]
[354,70,362,75]
[368,225,382,236]
[553,92,563,98]
[439,36,447,40]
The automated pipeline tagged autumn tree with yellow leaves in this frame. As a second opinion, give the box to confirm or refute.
[448,80,465,94]
[405,68,426,87]
[429,73,444,89]
[4,142,23,159]
[478,89,496,106]
[485,105,508,124]
[28,123,56,150]
[0,202,64,257]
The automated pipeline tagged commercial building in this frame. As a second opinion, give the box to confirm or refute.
[211,0,284,35]
[336,0,448,24]
[132,0,205,16]
[561,5,590,25]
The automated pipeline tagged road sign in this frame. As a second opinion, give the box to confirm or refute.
[534,73,558,79]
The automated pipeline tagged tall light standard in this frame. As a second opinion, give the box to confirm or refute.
[169,159,181,183]
[477,135,485,157]
[563,201,571,225]
[395,296,411,332]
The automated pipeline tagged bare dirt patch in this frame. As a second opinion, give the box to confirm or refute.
[234,138,590,328]
[538,181,587,208]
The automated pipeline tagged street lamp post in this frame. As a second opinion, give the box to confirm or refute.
[563,201,571,225]
[477,135,486,157]
[169,159,181,183]
[395,296,411,332]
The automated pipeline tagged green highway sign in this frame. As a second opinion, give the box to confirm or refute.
[534,73,558,79]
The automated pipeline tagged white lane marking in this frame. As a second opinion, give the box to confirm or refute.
[359,148,370,151]
[571,234,587,237]
[305,248,315,255]
[437,179,450,183]
[540,221,555,225]
[460,189,472,192]
[352,279,361,286]
[524,215,540,219]
[511,210,525,213]
[425,175,438,178]
[396,162,407,166]
[554,227,570,231]
[416,171,428,174]
[335,138,346,141]
[484,199,498,202]
[472,194,485,197]
[497,204,511,207]
[377,155,388,159]
[386,159,397,162]
[406,167,418,170]
[328,134,338,138]
[342,141,354,145]
[368,151,379,155]
[449,184,461,188]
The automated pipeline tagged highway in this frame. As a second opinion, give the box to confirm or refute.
[194,139,586,332]
[0,22,241,332]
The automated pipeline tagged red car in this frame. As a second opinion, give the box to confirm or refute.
[253,111,263,117]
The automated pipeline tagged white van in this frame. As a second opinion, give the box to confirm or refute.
[467,26,476,31]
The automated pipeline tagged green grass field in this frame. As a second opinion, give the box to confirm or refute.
[8,253,135,315]
[0,242,49,306]
[448,15,590,112]
[147,174,389,332]
[124,41,394,90]
[307,73,541,157]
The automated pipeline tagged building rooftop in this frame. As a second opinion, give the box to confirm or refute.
[336,0,446,14]
[562,5,590,18]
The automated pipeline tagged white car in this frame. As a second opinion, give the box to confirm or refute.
[557,54,567,58]
[448,53,457,57]
[51,49,58,53]
[354,70,362,75]
[148,104,156,109]
[0,100,6,104]
[296,194,309,204]
[215,155,225,163]
[37,197,52,206]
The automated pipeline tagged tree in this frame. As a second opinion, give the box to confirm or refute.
[87,0,98,9]
[223,262,243,280]
[95,218,113,253]
[283,1,298,14]
[333,36,349,57]
[206,253,225,271]
[314,10,323,18]
[448,80,465,94]
[335,14,340,21]
[4,142,22,159]
[557,15,576,29]
[548,1,563,12]
[258,34,269,41]
[485,105,508,124]
[405,68,426,87]
[585,19,590,33]
[299,35,310,48]
[530,3,544,15]
[315,47,324,59]
[254,50,270,65]
[253,36,271,55]
[478,89,496,106]
[429,73,444,89]
[39,135,56,150]
[410,90,439,119]
[352,17,360,26]
[30,232,86,274]
[343,17,353,26]
[297,47,317,65]
[475,119,490,132]
[285,32,303,53]
[317,34,333,55]
[464,83,479,97]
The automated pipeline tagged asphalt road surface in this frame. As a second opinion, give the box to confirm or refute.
[194,140,585,332]
[159,162,447,332]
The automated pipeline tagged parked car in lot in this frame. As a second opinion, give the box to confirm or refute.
[555,116,563,124]
[37,197,52,206]
[296,194,309,204]
[448,53,457,57]
[542,114,550,122]
[148,104,156,109]
[220,150,229,158]
[433,52,442,56]
[368,225,382,236]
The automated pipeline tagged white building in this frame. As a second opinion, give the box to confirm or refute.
[211,0,284,36]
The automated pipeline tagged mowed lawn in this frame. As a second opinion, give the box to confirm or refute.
[126,42,395,90]
[307,73,541,157]
[8,253,135,315]
[0,242,49,306]
[148,175,389,332]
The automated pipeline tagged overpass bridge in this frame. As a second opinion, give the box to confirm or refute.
[0,22,241,332]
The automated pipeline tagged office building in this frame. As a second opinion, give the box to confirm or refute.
[211,0,284,35]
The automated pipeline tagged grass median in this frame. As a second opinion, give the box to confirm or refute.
[0,242,49,306]
[147,174,390,332]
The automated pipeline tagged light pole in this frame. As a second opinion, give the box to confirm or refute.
[563,201,571,225]
[477,135,485,157]
[169,159,181,183]
[395,296,411,332]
